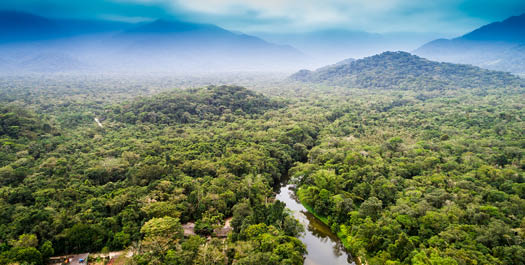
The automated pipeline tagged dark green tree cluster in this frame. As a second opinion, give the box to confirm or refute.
[0,234,53,265]
[113,85,284,124]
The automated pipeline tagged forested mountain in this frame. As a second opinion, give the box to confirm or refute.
[1,0,524,264]
[115,86,283,124]
[0,11,304,73]
[290,51,524,90]
[415,13,525,74]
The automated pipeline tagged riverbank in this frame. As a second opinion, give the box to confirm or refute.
[277,184,355,265]
[295,187,365,265]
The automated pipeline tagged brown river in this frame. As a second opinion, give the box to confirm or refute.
[276,184,356,265]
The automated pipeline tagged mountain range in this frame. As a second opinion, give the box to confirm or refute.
[2,10,525,74]
[414,13,525,74]
[290,51,524,90]
[0,11,304,73]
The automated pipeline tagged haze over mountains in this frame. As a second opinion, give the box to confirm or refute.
[1,10,525,75]
[259,30,439,66]
[0,10,132,42]
[0,11,304,73]
[415,13,525,74]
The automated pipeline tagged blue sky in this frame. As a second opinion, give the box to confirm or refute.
[2,0,525,35]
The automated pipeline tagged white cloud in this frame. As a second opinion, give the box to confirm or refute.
[113,0,519,34]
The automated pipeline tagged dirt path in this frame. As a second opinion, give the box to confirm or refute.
[94,117,103,128]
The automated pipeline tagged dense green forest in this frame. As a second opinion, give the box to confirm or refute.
[0,64,523,265]
[292,91,524,264]
[0,81,314,264]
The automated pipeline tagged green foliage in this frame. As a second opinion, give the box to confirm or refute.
[292,83,525,264]
[0,105,51,139]
[0,247,43,265]
[11,234,38,248]
[115,85,283,125]
[0,73,523,265]
[60,224,107,254]
[39,241,54,258]
[359,197,383,220]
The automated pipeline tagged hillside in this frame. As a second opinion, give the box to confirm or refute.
[415,14,525,74]
[115,85,283,124]
[290,51,523,90]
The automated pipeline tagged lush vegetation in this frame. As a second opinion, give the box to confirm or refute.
[114,85,284,124]
[0,80,317,265]
[291,51,524,90]
[0,59,523,265]
[292,90,525,264]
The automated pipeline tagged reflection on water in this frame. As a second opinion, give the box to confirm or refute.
[276,185,356,265]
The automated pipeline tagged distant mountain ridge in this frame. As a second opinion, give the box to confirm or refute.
[461,14,525,42]
[0,11,304,73]
[415,13,525,74]
[126,19,226,34]
[290,51,524,90]
[0,10,58,42]
[0,10,132,42]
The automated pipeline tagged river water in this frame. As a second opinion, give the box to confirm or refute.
[276,184,356,265]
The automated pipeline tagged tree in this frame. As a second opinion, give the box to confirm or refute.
[195,239,228,265]
[387,232,415,261]
[11,234,38,248]
[111,231,131,250]
[63,224,107,253]
[359,197,383,220]
[39,240,54,259]
[10,247,43,265]
[140,217,183,261]
[411,249,458,265]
